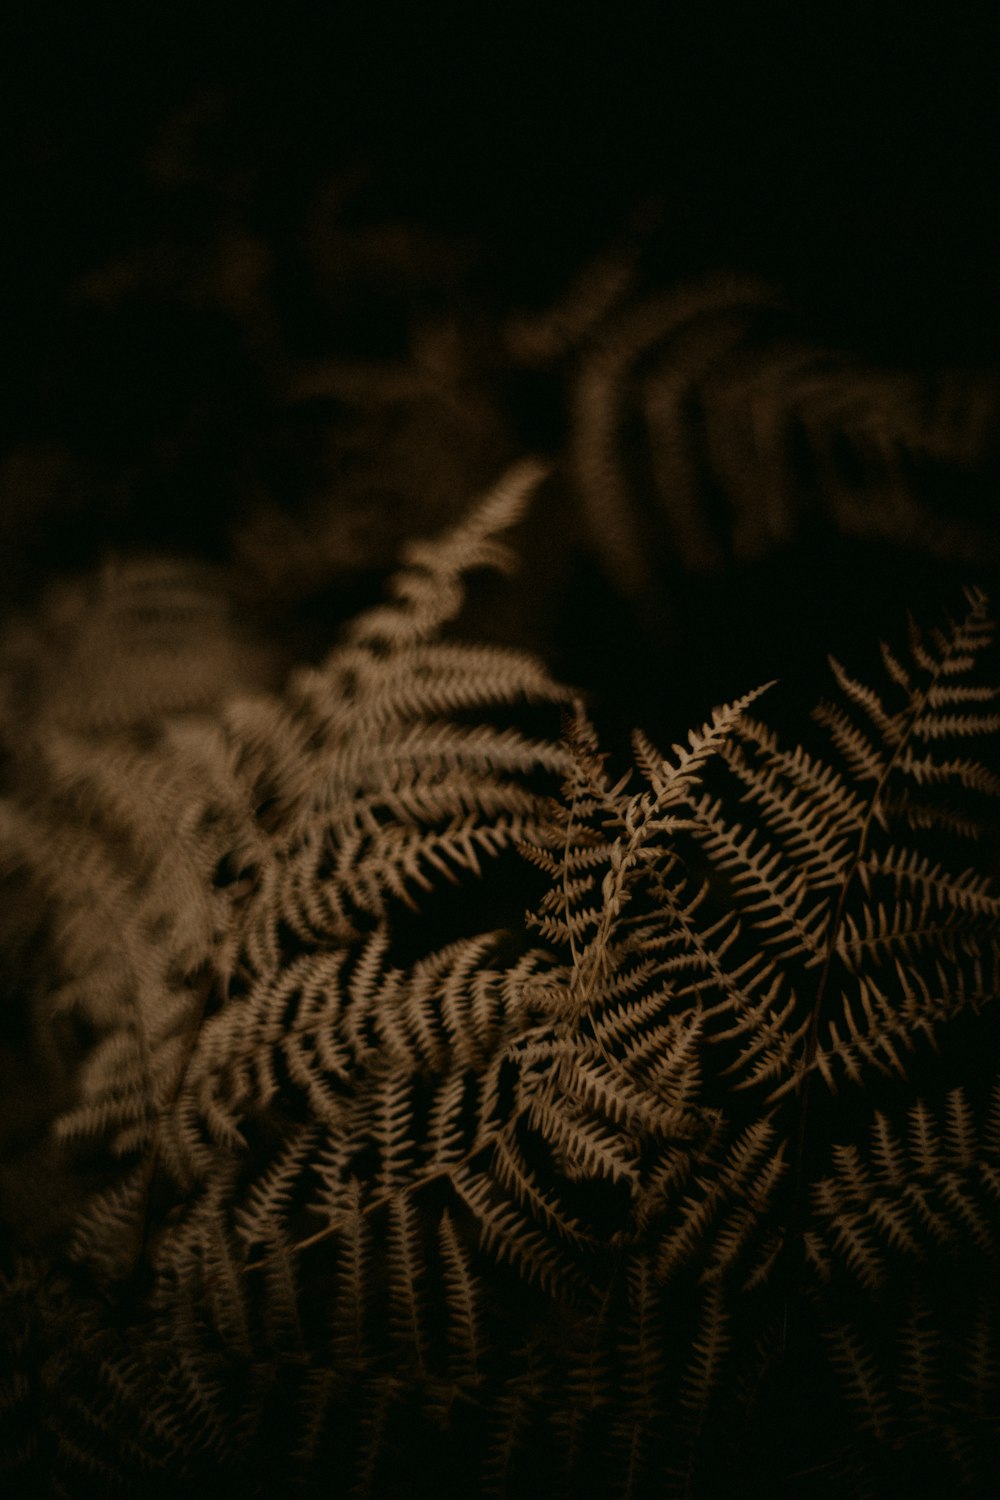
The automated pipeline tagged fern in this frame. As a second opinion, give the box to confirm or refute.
[508,263,1000,601]
[1,471,998,1496]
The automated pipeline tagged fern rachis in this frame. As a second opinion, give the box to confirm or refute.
[1,473,998,1497]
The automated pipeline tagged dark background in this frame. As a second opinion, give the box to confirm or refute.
[0,4,997,733]
[3,6,995,347]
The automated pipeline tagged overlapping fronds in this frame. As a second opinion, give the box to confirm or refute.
[0,463,569,1238]
[511,267,1000,599]
[1,482,998,1497]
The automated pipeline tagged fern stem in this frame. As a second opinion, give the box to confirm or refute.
[782,625,961,1330]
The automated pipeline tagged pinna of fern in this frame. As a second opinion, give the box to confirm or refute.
[505,582,1000,1490]
[1,473,999,1497]
[0,460,571,1235]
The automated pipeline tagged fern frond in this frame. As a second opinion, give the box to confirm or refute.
[3,460,998,1497]
[438,1208,483,1381]
[553,267,1000,593]
[347,459,549,648]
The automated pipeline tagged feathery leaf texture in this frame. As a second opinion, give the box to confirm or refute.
[1,474,998,1496]
[509,264,1000,599]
